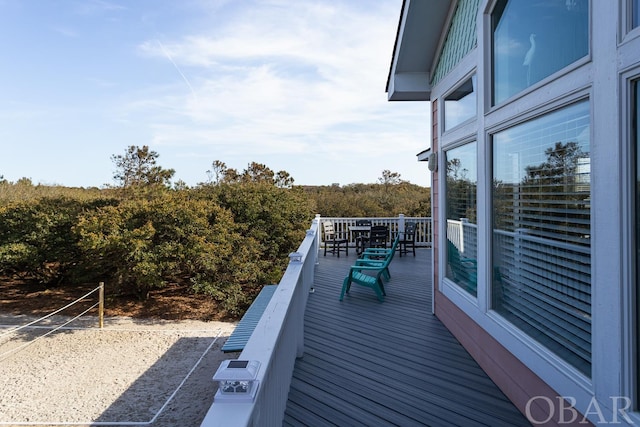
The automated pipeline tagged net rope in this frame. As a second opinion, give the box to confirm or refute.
[0,285,102,361]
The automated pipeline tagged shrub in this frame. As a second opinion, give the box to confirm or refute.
[0,197,112,284]
[74,191,267,313]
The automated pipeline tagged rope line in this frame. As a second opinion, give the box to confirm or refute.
[0,329,224,426]
[0,285,102,339]
[0,301,99,362]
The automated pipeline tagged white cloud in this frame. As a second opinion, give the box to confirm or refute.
[126,0,429,185]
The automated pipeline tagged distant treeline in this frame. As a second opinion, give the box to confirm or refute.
[0,152,430,316]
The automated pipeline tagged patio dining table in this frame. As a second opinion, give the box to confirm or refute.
[349,225,371,255]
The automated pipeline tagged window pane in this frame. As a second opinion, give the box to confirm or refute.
[634,80,640,407]
[634,0,640,28]
[445,143,478,297]
[445,75,477,131]
[492,0,589,105]
[492,101,591,376]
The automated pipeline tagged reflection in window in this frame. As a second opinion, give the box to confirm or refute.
[634,80,640,407]
[491,0,589,105]
[492,101,591,376]
[445,143,477,297]
[444,75,477,131]
[634,0,640,29]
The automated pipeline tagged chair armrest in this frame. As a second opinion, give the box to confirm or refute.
[354,259,385,267]
[350,264,387,272]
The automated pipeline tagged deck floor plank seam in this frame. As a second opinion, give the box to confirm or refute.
[284,249,531,427]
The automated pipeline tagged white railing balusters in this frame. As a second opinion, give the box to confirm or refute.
[321,215,432,248]
[200,219,320,427]
[201,215,431,427]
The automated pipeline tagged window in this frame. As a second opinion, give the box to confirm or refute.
[445,142,478,297]
[634,80,640,406]
[491,0,589,105]
[634,0,640,29]
[491,101,591,377]
[444,75,477,131]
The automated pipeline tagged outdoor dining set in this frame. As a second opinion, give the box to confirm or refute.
[321,220,417,302]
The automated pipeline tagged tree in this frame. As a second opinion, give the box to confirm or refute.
[111,146,175,188]
[206,160,228,185]
[446,158,476,223]
[378,170,403,186]
[207,161,295,188]
[518,141,589,242]
[275,171,294,188]
[242,162,275,183]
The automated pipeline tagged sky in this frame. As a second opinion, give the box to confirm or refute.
[0,0,431,188]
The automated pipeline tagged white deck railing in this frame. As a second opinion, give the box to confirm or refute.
[200,214,431,427]
[200,215,320,427]
[322,215,432,247]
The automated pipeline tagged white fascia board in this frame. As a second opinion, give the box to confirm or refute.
[387,72,432,101]
[416,148,431,162]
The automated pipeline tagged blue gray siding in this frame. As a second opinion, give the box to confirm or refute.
[432,0,480,85]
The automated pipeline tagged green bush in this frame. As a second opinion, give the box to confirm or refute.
[74,191,267,313]
[0,197,112,284]
[0,168,431,317]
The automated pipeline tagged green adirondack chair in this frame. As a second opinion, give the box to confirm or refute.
[340,244,396,302]
[354,235,400,282]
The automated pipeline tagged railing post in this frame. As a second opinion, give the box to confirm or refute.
[460,218,468,254]
[289,252,305,358]
[398,214,405,237]
[314,214,321,264]
[98,282,104,329]
[305,229,316,294]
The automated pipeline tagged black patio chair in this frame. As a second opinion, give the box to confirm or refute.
[398,221,417,257]
[366,225,388,250]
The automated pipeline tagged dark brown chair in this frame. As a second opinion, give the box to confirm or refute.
[354,219,372,255]
[366,225,388,250]
[322,221,349,257]
[398,222,417,257]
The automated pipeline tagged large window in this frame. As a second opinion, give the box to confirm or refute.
[444,75,477,131]
[491,0,589,105]
[445,142,478,297]
[491,101,591,377]
[634,80,640,407]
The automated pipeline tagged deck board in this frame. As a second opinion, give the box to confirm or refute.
[284,249,531,427]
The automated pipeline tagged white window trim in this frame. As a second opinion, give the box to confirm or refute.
[485,0,593,114]
[442,72,478,135]
[621,67,640,423]
[440,137,481,310]
[433,1,640,424]
[621,0,640,43]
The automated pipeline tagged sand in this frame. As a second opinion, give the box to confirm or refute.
[0,314,239,427]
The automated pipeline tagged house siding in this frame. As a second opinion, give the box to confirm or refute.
[432,0,480,86]
[430,89,581,427]
[436,295,592,426]
[430,2,595,424]
[391,0,640,424]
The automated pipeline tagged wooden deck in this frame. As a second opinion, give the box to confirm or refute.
[284,249,531,427]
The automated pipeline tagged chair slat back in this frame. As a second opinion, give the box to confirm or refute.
[368,225,388,248]
[404,222,417,239]
[323,221,335,238]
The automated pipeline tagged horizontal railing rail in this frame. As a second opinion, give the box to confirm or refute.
[200,215,320,427]
[201,215,431,426]
[322,215,432,248]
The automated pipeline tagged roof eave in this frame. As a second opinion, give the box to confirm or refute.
[386,0,454,102]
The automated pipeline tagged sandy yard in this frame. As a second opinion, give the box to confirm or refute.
[0,314,239,427]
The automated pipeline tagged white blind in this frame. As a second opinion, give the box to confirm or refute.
[492,101,591,377]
